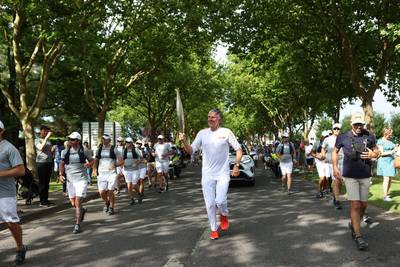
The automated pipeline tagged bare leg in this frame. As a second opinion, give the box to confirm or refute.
[5,223,23,250]
[108,190,115,208]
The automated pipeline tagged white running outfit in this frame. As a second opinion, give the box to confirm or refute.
[191,127,241,231]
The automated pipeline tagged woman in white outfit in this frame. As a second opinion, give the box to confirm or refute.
[59,132,93,233]
[179,108,242,240]
[122,137,140,205]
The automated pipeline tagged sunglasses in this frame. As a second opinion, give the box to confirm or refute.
[69,138,78,141]
[333,128,340,130]
[352,123,364,127]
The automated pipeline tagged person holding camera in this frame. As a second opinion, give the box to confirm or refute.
[332,112,380,251]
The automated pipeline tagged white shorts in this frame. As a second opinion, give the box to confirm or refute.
[116,166,124,175]
[139,167,147,179]
[97,172,118,191]
[327,163,343,180]
[123,170,139,185]
[280,162,293,175]
[67,180,88,198]
[156,161,169,173]
[0,197,20,223]
[316,160,329,178]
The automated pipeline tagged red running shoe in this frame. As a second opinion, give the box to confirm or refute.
[210,230,219,240]
[220,215,229,231]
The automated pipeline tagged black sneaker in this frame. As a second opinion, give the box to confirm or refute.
[334,200,342,210]
[108,208,115,215]
[103,201,110,213]
[158,188,164,193]
[354,235,368,250]
[138,194,143,203]
[80,208,87,222]
[316,192,324,199]
[72,224,81,234]
[14,245,27,265]
[348,222,356,238]
[130,198,135,205]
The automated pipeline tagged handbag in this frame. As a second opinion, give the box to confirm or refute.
[394,156,400,168]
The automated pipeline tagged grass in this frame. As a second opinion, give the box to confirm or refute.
[296,168,400,215]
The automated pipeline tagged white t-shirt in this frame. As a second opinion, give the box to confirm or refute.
[305,144,314,159]
[97,146,121,172]
[154,143,171,163]
[191,127,241,177]
[322,135,344,164]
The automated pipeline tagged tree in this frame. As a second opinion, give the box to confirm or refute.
[0,1,79,175]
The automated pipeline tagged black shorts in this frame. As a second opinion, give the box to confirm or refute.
[306,158,314,166]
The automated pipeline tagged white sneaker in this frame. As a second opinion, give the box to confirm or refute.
[384,196,392,202]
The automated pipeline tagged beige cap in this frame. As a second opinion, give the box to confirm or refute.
[157,135,164,139]
[0,120,4,129]
[351,112,365,125]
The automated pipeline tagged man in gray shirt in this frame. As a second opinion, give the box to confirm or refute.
[0,121,27,265]
[35,125,54,206]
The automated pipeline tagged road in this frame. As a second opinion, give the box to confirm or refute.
[1,165,400,266]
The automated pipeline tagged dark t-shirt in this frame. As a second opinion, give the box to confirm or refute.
[335,130,377,179]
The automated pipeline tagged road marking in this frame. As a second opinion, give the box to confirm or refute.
[163,256,184,267]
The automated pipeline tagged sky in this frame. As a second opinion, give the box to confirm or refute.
[213,44,400,121]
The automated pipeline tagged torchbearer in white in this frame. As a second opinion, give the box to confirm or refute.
[179,108,242,240]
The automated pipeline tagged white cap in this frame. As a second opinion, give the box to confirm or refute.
[332,123,341,129]
[0,120,4,130]
[282,132,289,138]
[102,134,111,140]
[125,137,133,143]
[157,135,164,139]
[117,137,124,142]
[321,130,330,137]
[68,132,81,140]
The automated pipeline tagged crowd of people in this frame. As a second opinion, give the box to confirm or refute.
[262,112,400,251]
[2,110,400,264]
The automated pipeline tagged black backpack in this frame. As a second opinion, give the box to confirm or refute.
[96,144,116,159]
[64,146,86,164]
[123,147,139,160]
[280,143,294,155]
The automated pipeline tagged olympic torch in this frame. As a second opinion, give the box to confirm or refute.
[176,88,185,133]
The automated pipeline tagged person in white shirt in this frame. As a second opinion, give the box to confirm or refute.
[153,135,173,193]
[321,123,344,209]
[179,108,242,240]
[92,134,123,215]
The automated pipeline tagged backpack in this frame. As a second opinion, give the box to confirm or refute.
[123,147,138,160]
[64,146,86,164]
[96,144,116,159]
[280,143,294,155]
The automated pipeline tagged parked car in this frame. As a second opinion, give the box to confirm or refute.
[229,144,255,186]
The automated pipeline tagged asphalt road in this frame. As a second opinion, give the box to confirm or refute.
[1,165,400,267]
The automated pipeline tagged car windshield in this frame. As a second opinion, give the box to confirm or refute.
[230,144,249,155]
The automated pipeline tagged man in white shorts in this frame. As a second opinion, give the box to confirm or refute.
[276,132,296,195]
[135,140,147,202]
[0,121,27,265]
[93,134,123,215]
[153,135,173,193]
[322,123,344,209]
[115,137,125,195]
[122,137,141,205]
[312,131,330,198]
[179,108,242,240]
[59,132,93,233]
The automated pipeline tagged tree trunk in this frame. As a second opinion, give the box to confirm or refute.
[362,95,375,132]
[97,111,106,143]
[21,118,37,179]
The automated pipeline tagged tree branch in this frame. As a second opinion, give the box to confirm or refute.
[22,38,43,77]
